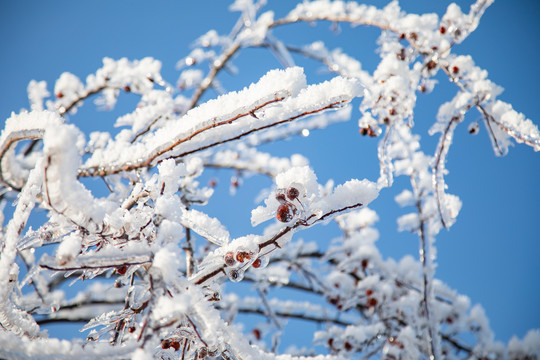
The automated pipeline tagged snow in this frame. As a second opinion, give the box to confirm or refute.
[0,1,537,358]
[151,244,182,284]
[181,208,230,246]
[55,233,82,265]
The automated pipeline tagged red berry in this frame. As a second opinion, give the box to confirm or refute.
[367,297,378,307]
[252,258,262,268]
[361,259,369,269]
[275,193,287,204]
[276,204,293,222]
[56,92,64,99]
[224,252,236,266]
[170,340,180,351]
[287,187,299,201]
[439,26,446,34]
[365,289,373,296]
[116,265,128,275]
[253,328,261,340]
[161,339,171,349]
[452,66,459,74]
[123,85,131,92]
[344,341,353,351]
[128,326,136,333]
[236,251,250,263]
[389,108,397,116]
[360,127,369,136]
[426,60,437,70]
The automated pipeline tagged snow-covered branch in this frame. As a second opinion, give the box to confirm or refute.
[0,1,538,359]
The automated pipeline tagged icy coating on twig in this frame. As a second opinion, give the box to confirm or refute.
[0,0,539,359]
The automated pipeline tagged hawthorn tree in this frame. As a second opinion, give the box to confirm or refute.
[0,0,538,359]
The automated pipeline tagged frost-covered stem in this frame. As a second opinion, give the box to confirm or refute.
[378,125,395,188]
[82,99,347,178]
[170,100,347,160]
[111,273,135,345]
[0,130,44,191]
[183,226,195,277]
[204,162,276,178]
[39,258,152,272]
[23,85,112,158]
[0,165,42,337]
[189,42,241,109]
[186,315,208,348]
[418,203,437,359]
[256,288,282,329]
[130,115,164,144]
[78,95,289,177]
[270,16,400,34]
[411,175,438,359]
[477,101,540,150]
[137,275,154,345]
[233,304,352,327]
[17,250,46,304]
[432,116,461,229]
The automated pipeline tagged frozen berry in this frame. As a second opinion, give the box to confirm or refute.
[367,297,378,307]
[253,328,261,340]
[128,326,136,333]
[228,268,244,282]
[252,258,262,268]
[161,339,171,349]
[287,186,299,200]
[123,85,131,92]
[439,26,446,34]
[276,204,293,222]
[275,193,287,204]
[452,65,459,74]
[224,252,236,266]
[170,340,180,351]
[116,265,128,275]
[235,251,250,263]
[365,289,373,296]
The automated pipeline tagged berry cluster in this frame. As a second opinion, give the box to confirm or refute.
[275,185,303,223]
[223,249,269,282]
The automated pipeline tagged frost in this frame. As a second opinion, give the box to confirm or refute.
[0,1,536,359]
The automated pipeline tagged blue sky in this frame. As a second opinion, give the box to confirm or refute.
[0,0,539,348]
